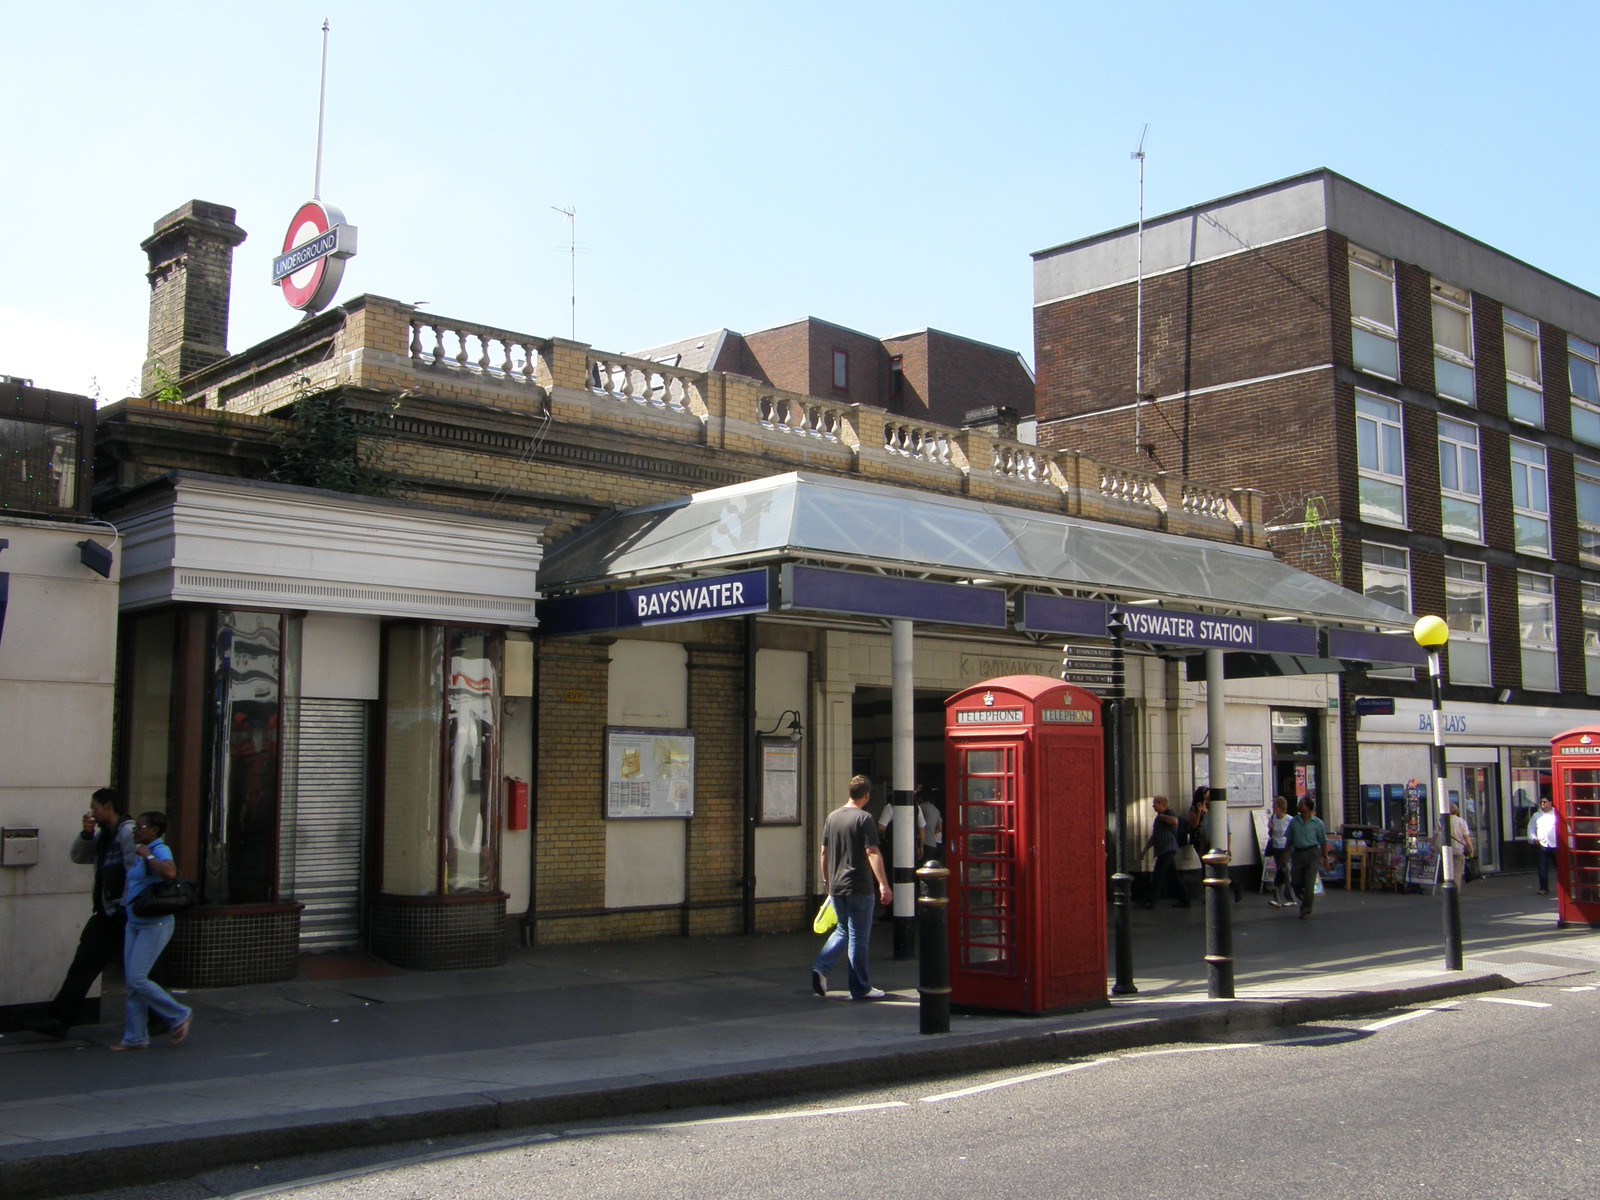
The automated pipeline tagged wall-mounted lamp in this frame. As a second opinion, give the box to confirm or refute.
[1497,689,1512,704]
[757,709,804,742]
[77,539,113,579]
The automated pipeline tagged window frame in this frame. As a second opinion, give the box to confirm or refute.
[1356,391,1407,527]
[1583,581,1600,694]
[1570,335,1600,446]
[1349,245,1399,380]
[1517,570,1558,692]
[1445,558,1491,686]
[1578,458,1600,568]
[831,348,850,394]
[1437,415,1483,544]
[1431,280,1476,406]
[1503,310,1543,427]
[1510,437,1551,557]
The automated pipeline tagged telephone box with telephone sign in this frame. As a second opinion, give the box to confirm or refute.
[1550,727,1600,928]
[944,676,1106,1014]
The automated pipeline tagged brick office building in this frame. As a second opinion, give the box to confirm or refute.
[65,196,1409,990]
[1033,168,1600,873]
[632,317,1036,437]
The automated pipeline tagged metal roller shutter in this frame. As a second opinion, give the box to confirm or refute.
[287,698,369,950]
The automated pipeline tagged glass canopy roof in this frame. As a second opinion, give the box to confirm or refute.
[539,471,1412,630]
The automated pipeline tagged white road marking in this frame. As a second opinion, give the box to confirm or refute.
[1562,985,1596,993]
[1358,1001,1459,1032]
[920,1058,1113,1102]
[1475,996,1552,1008]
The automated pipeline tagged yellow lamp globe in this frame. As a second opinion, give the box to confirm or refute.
[1413,615,1450,648]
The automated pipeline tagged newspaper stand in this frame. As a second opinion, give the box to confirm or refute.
[1550,727,1600,928]
[944,676,1106,1013]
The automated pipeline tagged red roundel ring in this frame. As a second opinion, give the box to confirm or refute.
[280,201,334,310]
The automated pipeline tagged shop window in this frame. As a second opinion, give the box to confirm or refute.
[1570,336,1600,446]
[1518,571,1557,691]
[1437,416,1482,542]
[206,610,286,905]
[1445,558,1490,686]
[1510,438,1551,556]
[124,610,180,818]
[1349,245,1399,379]
[1431,280,1475,405]
[382,624,501,896]
[1356,392,1406,526]
[1504,310,1543,427]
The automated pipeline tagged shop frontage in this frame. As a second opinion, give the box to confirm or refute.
[1354,698,1596,876]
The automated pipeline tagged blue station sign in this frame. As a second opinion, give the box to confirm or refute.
[539,569,771,635]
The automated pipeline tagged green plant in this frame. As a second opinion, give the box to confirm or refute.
[268,381,396,498]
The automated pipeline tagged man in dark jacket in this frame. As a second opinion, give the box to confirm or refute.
[27,788,137,1038]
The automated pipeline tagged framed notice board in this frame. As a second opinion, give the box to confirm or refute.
[1192,744,1266,808]
[605,727,696,819]
[759,738,801,825]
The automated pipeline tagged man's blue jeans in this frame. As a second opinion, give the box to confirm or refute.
[122,918,192,1046]
[812,892,877,998]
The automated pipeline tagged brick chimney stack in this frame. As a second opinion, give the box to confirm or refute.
[141,201,247,394]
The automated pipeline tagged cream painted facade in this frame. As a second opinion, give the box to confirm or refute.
[0,517,120,1012]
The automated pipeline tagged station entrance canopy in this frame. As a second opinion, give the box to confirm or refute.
[537,472,1421,670]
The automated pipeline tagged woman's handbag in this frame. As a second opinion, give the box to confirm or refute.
[812,897,837,935]
[132,878,198,918]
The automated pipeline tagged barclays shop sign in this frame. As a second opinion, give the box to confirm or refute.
[1356,698,1599,742]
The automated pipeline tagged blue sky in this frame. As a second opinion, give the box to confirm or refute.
[5,1,1600,400]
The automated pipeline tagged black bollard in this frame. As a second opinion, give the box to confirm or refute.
[1202,849,1235,998]
[1110,871,1138,994]
[916,861,950,1034]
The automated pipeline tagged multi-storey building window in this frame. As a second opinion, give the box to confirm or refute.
[1584,582,1600,694]
[1437,416,1482,542]
[1349,245,1398,379]
[1356,392,1406,526]
[1445,558,1491,686]
[1577,459,1600,567]
[1431,280,1475,405]
[1518,571,1558,691]
[1504,310,1543,427]
[1361,542,1411,612]
[1510,438,1551,556]
[1361,541,1414,681]
[1570,336,1600,445]
[832,349,849,393]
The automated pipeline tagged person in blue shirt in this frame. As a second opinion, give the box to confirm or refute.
[1286,796,1330,920]
[114,811,193,1050]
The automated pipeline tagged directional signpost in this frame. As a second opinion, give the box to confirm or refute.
[1060,642,1122,694]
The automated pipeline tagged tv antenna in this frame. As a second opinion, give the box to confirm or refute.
[1131,124,1148,456]
[553,206,577,340]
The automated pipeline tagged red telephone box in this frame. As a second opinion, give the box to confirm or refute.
[1549,727,1600,928]
[944,676,1106,1014]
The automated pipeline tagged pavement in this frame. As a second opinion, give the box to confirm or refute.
[3,873,1598,1200]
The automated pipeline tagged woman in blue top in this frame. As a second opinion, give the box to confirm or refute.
[115,811,193,1050]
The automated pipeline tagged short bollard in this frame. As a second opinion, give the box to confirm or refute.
[916,861,950,1035]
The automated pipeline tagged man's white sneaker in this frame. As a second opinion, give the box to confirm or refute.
[854,987,887,1000]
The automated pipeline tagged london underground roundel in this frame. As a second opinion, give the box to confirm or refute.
[271,200,358,314]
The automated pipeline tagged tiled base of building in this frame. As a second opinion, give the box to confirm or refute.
[530,898,811,945]
[371,892,507,970]
[155,903,304,988]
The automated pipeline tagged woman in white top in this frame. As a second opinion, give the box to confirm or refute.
[1267,796,1296,908]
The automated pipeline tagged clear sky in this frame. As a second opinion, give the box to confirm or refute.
[6,1,1600,401]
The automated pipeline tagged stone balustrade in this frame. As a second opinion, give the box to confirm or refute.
[151,296,1266,549]
[408,314,549,389]
[587,351,706,419]
[757,392,850,443]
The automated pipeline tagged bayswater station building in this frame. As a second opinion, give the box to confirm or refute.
[2,196,1418,1014]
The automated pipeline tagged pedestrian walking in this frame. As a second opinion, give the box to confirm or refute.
[27,789,137,1040]
[811,776,893,1000]
[114,811,193,1050]
[1530,796,1558,895]
[1446,802,1475,881]
[1286,796,1328,919]
[1188,785,1241,901]
[1266,795,1297,908]
[917,787,944,863]
[1139,795,1190,908]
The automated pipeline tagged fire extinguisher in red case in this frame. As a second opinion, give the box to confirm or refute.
[505,777,529,831]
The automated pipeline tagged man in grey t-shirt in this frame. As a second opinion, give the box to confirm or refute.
[811,775,892,1000]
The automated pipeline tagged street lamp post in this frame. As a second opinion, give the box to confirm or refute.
[1106,610,1137,995]
[1413,615,1463,971]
